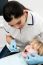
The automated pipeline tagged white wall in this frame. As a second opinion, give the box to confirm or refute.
[28,0,43,18]
[8,0,43,18]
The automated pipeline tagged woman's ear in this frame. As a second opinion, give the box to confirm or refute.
[23,10,28,17]
[23,10,28,14]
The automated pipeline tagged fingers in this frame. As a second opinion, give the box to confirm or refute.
[25,54,33,64]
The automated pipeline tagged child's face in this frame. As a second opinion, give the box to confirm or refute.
[22,41,38,58]
[22,45,32,58]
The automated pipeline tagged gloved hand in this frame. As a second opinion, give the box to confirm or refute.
[6,34,19,52]
[25,53,43,64]
[9,39,19,52]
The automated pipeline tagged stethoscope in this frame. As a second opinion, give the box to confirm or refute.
[20,10,34,33]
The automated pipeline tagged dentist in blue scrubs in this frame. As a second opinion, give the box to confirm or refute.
[3,1,43,64]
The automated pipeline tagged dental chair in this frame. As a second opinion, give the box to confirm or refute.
[0,53,27,65]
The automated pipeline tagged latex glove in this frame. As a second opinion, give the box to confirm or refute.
[25,53,43,64]
[6,34,19,52]
[9,40,19,52]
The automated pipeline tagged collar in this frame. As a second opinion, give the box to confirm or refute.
[26,11,34,25]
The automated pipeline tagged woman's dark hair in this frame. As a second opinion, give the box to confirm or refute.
[3,1,27,22]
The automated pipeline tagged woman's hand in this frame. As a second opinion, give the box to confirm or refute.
[25,53,43,64]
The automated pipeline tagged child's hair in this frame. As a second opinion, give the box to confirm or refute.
[31,35,43,56]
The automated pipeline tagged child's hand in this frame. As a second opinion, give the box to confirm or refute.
[25,53,43,64]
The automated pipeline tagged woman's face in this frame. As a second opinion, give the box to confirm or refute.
[8,12,27,29]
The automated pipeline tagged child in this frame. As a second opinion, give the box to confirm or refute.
[22,36,43,58]
[6,33,43,57]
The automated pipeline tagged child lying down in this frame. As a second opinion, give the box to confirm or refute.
[4,34,43,65]
[22,35,43,58]
[0,34,43,65]
[6,34,43,57]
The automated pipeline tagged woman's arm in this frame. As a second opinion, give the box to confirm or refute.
[6,35,19,52]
